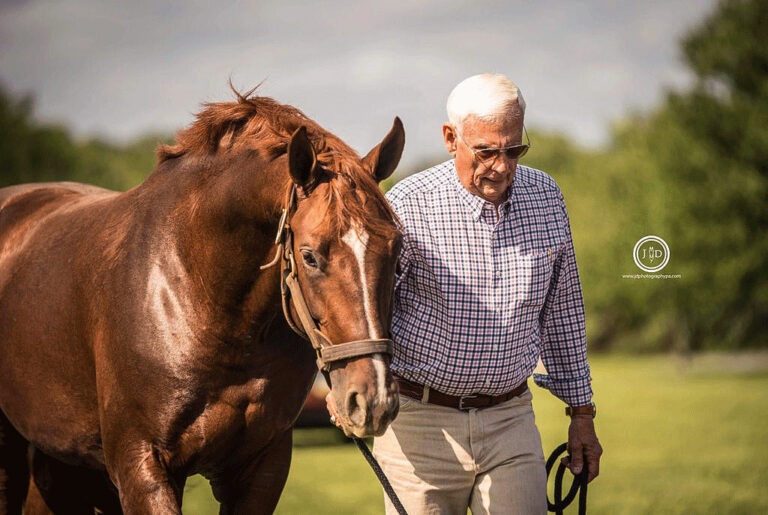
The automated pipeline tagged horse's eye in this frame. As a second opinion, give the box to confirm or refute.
[301,249,319,269]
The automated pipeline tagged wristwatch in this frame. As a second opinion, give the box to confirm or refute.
[565,402,596,418]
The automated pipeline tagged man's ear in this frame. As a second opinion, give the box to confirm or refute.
[442,123,458,155]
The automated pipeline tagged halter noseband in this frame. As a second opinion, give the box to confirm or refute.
[261,185,394,373]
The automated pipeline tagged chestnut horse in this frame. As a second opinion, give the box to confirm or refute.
[0,90,404,514]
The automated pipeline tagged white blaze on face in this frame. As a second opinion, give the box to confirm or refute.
[341,223,388,404]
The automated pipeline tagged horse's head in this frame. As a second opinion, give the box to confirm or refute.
[157,93,405,437]
[283,118,405,438]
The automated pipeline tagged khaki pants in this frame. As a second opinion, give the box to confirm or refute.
[373,389,546,515]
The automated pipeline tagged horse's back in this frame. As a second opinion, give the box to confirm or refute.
[0,180,113,222]
[0,180,113,203]
[0,181,118,268]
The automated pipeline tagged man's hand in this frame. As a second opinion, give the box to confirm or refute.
[562,416,602,482]
[325,392,344,431]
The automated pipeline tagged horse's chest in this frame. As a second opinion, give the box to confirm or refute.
[205,380,280,432]
[194,401,272,442]
[175,379,301,467]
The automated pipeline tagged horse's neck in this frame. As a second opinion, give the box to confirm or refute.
[143,156,287,330]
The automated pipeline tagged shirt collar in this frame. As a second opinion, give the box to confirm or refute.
[449,160,515,222]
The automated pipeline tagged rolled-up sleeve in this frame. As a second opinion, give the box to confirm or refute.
[533,193,593,406]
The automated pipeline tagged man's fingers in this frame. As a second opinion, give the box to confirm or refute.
[326,395,348,431]
[587,456,600,482]
[568,416,602,481]
[561,447,599,482]
[325,393,343,428]
[586,445,602,482]
[568,442,584,474]
[325,393,337,415]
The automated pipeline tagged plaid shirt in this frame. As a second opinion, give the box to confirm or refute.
[386,160,592,406]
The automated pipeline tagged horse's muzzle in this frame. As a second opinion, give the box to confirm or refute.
[331,363,399,438]
[344,386,399,438]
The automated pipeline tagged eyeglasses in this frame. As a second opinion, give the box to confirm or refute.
[456,125,531,164]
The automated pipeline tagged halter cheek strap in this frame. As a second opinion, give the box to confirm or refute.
[284,273,393,370]
[261,185,394,373]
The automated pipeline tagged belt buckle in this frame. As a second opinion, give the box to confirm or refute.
[458,394,478,410]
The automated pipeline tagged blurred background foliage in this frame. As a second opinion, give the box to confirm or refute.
[0,90,168,192]
[2,0,765,353]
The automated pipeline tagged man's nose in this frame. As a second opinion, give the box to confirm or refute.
[491,154,514,173]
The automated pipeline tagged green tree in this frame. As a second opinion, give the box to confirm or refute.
[0,84,167,190]
[78,135,168,191]
[0,85,80,187]
[522,0,767,352]
[655,0,768,349]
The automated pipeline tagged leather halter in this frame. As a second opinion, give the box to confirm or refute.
[261,184,394,373]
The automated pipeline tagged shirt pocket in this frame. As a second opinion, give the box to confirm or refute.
[518,248,555,309]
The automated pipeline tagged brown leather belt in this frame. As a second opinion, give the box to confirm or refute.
[395,375,528,411]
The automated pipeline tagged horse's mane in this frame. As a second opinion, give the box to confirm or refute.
[157,87,398,238]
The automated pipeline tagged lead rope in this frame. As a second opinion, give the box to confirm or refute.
[357,438,585,515]
[351,437,408,515]
[546,443,588,514]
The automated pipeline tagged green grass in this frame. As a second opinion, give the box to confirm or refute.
[181,353,768,514]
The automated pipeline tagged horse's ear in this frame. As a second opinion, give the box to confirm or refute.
[363,117,405,183]
[288,126,319,189]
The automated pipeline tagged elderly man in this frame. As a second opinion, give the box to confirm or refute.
[367,73,602,514]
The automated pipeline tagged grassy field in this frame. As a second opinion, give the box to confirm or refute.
[181,353,768,514]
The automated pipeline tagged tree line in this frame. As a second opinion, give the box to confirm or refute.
[1,0,765,351]
[0,90,166,192]
[528,0,766,351]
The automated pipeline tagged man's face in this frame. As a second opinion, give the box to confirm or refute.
[443,115,524,205]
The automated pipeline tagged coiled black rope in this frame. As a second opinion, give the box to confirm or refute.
[546,442,588,514]
[352,436,408,515]
[353,437,584,515]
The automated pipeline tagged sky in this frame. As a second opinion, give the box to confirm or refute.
[0,0,717,172]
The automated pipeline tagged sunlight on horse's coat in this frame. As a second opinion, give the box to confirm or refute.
[146,251,194,362]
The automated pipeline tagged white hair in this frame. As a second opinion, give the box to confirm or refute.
[446,74,526,128]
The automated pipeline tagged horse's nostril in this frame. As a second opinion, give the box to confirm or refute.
[345,391,367,427]
[388,393,400,417]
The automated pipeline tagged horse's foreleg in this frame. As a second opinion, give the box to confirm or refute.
[24,447,122,515]
[104,439,184,515]
[212,430,293,515]
[0,411,29,515]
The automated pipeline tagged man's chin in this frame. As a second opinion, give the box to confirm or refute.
[479,188,506,204]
